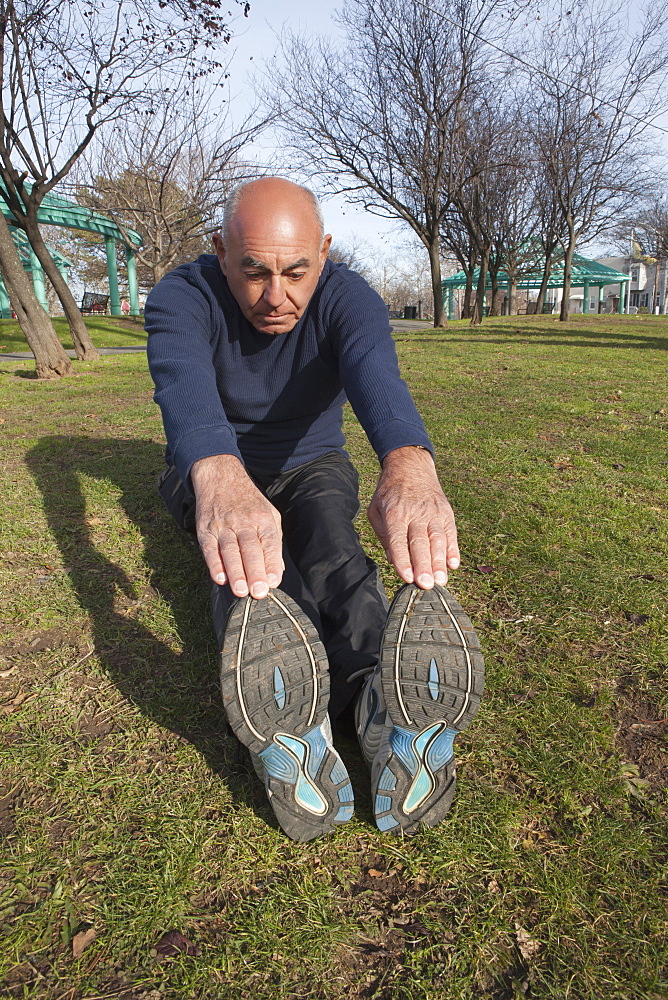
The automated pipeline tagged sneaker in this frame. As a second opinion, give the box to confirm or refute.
[220,588,354,842]
[357,583,484,835]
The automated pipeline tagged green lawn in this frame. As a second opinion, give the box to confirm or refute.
[0,314,666,999]
[0,315,146,352]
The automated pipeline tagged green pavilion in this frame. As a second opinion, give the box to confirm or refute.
[0,189,142,318]
[441,254,631,320]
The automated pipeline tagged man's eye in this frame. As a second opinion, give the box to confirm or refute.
[288,272,305,280]
[244,272,265,280]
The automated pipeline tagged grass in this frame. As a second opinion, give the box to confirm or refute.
[0,312,666,999]
[0,315,146,352]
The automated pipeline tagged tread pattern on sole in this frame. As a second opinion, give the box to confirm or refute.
[374,584,484,835]
[219,590,352,841]
[220,591,330,754]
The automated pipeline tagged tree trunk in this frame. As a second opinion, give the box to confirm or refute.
[489,268,500,316]
[535,249,553,315]
[23,215,100,361]
[471,247,489,326]
[508,275,517,315]
[0,212,73,378]
[560,228,576,322]
[428,239,446,327]
[462,268,474,319]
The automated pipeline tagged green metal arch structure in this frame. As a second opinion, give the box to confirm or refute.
[441,254,631,320]
[0,188,143,319]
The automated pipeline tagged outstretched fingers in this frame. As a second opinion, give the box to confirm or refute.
[191,454,284,599]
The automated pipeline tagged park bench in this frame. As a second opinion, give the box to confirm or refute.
[81,292,109,314]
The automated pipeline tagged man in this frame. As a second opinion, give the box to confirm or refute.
[145,177,484,842]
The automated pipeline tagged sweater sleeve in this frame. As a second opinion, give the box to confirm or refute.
[324,269,434,463]
[145,265,243,483]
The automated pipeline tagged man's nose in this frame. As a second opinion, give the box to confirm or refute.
[263,276,286,308]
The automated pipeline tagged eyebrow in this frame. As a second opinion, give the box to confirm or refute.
[240,255,311,272]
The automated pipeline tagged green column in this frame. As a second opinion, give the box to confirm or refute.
[0,278,11,318]
[618,282,624,315]
[29,248,48,312]
[583,280,590,314]
[105,236,121,316]
[598,285,605,313]
[448,286,454,321]
[126,247,139,316]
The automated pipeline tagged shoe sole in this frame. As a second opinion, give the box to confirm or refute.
[220,589,354,841]
[374,584,484,834]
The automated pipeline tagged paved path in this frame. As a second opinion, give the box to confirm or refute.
[0,322,434,361]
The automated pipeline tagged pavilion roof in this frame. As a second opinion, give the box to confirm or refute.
[0,184,142,248]
[10,228,71,268]
[441,253,630,290]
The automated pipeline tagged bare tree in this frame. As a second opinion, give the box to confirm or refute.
[265,0,514,327]
[327,237,373,281]
[0,0,248,377]
[614,190,668,313]
[77,93,266,292]
[528,0,668,321]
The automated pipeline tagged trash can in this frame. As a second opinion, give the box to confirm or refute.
[403,306,417,319]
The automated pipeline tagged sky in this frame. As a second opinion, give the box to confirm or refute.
[222,0,409,260]
[221,0,668,264]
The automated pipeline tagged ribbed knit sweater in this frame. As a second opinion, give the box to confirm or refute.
[145,254,433,482]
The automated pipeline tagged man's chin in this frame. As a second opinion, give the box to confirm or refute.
[251,314,298,335]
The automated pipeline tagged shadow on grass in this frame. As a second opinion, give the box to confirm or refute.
[395,321,668,350]
[26,435,264,824]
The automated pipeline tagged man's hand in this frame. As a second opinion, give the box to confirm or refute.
[191,454,283,599]
[368,446,460,589]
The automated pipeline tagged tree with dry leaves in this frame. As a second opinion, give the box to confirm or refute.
[0,0,249,377]
[77,92,266,293]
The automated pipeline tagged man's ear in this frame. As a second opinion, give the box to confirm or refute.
[320,234,332,270]
[212,232,227,273]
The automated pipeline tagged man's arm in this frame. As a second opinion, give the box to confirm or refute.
[367,446,460,588]
[191,454,284,599]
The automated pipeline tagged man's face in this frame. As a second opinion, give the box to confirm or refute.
[213,197,332,335]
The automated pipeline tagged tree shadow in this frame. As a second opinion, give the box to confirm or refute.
[25,435,264,822]
[395,325,668,350]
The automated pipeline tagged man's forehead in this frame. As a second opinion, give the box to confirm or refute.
[229,194,321,242]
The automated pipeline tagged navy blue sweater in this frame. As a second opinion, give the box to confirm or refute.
[145,255,433,482]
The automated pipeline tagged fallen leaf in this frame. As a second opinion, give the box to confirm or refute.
[367,868,384,878]
[88,517,104,526]
[487,879,501,894]
[612,463,625,470]
[476,564,495,574]
[155,929,200,958]
[72,927,97,959]
[553,459,574,470]
[511,690,537,703]
[515,923,541,961]
[0,666,17,678]
[624,611,649,625]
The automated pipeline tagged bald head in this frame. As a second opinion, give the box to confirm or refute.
[213,177,332,335]
[222,177,325,244]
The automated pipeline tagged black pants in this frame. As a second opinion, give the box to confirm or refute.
[158,451,389,720]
